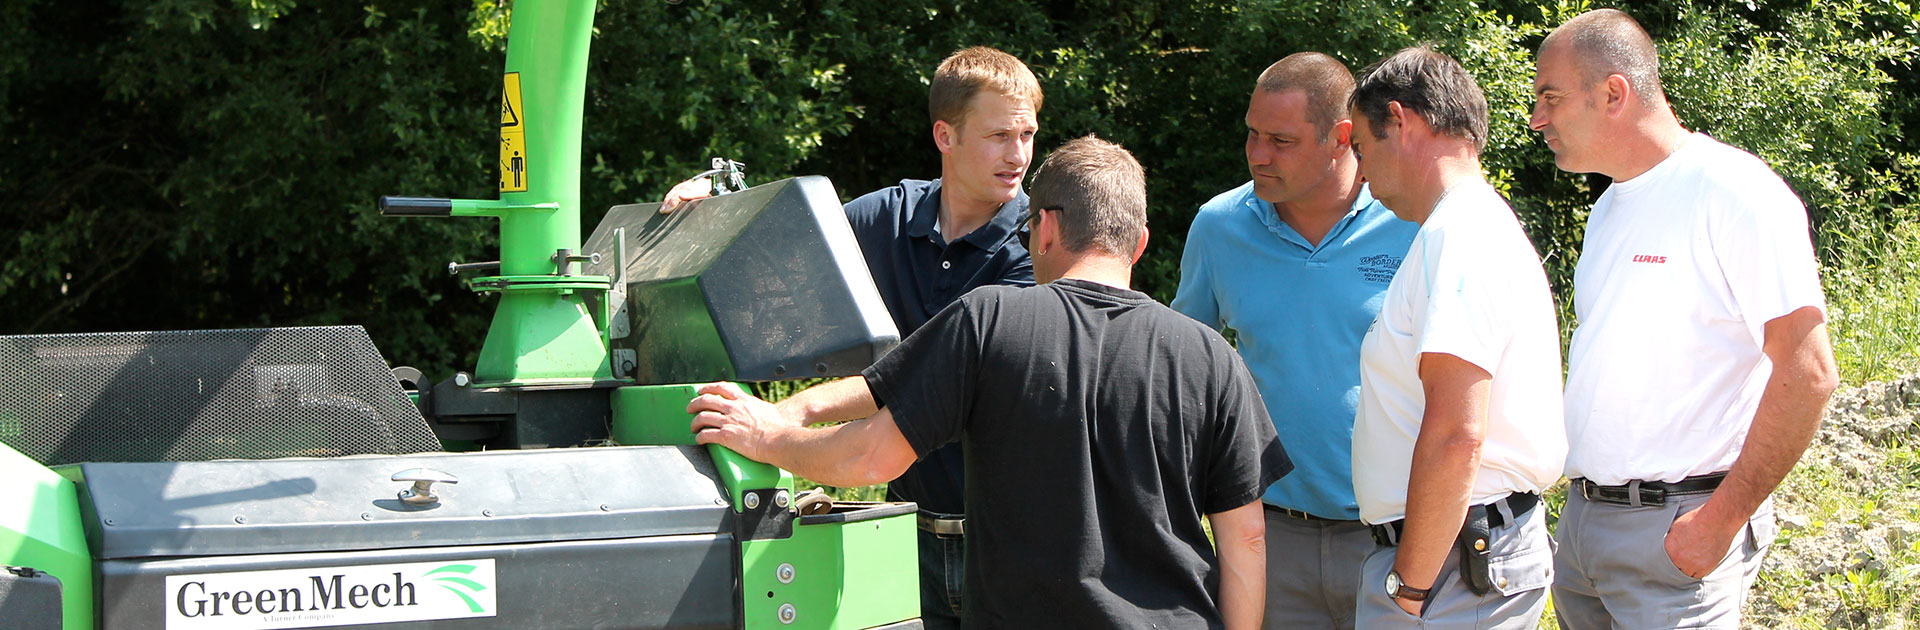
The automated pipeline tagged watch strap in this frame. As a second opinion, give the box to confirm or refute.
[1388,570,1432,602]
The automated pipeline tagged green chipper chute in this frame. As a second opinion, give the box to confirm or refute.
[0,1,922,628]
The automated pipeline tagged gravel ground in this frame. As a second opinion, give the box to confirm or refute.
[1747,373,1920,629]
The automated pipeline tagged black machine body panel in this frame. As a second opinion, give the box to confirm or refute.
[584,176,900,384]
[65,446,740,629]
[65,446,729,560]
[0,566,63,630]
[418,382,616,450]
[97,534,734,629]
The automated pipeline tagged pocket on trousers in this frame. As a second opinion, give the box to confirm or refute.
[1488,546,1553,597]
[1747,503,1778,554]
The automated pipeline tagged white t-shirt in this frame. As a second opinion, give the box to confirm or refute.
[1353,180,1569,525]
[1563,133,1827,485]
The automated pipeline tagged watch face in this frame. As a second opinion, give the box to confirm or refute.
[1386,570,1403,596]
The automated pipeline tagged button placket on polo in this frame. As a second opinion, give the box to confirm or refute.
[930,239,959,299]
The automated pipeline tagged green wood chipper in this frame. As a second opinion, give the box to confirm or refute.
[0,1,922,628]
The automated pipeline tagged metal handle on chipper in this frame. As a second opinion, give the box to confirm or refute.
[379,196,454,217]
[551,249,601,276]
[392,468,458,505]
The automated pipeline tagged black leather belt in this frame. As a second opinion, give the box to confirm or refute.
[1575,472,1725,507]
[916,510,965,537]
[1264,503,1361,524]
[1369,492,1540,547]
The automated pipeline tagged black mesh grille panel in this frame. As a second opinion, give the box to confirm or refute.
[0,326,442,466]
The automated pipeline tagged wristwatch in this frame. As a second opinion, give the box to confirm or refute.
[1385,570,1431,602]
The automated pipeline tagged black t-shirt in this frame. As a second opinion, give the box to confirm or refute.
[844,178,1033,514]
[863,279,1291,629]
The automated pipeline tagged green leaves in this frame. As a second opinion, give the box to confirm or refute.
[0,0,1913,381]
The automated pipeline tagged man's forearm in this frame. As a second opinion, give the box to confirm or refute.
[691,383,915,488]
[1395,353,1492,591]
[1396,417,1481,587]
[1699,310,1837,529]
[750,411,914,488]
[774,376,879,426]
[1209,501,1267,630]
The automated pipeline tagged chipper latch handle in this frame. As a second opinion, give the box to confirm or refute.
[448,261,503,276]
[393,468,458,506]
[551,249,601,277]
[379,196,453,217]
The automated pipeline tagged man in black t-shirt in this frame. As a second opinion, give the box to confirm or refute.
[691,136,1290,630]
[662,49,1040,628]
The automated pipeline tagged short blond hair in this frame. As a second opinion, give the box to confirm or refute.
[929,47,1044,129]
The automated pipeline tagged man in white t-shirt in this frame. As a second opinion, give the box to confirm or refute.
[1346,46,1567,630]
[1529,9,1839,629]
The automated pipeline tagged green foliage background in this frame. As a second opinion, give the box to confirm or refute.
[2,0,1915,379]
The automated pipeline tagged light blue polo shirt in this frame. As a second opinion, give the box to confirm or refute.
[1172,182,1417,520]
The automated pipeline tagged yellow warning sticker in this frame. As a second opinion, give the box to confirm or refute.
[499,73,528,192]
[501,73,523,130]
[500,131,528,192]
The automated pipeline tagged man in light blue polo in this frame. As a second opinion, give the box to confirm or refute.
[1173,51,1417,630]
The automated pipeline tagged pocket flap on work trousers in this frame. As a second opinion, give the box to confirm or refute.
[1488,546,1554,597]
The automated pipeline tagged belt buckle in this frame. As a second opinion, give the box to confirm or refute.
[1579,479,1594,502]
[917,512,965,538]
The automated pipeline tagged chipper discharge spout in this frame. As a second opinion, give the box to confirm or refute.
[376,0,606,388]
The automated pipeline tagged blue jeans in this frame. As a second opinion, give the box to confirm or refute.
[917,528,964,630]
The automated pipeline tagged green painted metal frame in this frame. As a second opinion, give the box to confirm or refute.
[612,385,921,629]
[610,384,795,511]
[0,442,93,630]
[740,513,920,630]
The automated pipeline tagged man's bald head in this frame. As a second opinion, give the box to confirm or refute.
[1541,8,1665,108]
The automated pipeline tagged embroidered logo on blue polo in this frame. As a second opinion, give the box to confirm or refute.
[1358,254,1404,284]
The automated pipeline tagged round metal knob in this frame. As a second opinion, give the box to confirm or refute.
[392,468,458,506]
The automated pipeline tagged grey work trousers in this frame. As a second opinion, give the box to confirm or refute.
[1551,489,1776,630]
[1261,509,1373,630]
[1356,501,1554,629]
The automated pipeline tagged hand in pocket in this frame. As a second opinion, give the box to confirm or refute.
[1663,504,1739,579]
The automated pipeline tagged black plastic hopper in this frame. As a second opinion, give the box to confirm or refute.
[584,176,899,384]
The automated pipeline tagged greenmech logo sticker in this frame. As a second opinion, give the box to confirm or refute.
[163,559,497,629]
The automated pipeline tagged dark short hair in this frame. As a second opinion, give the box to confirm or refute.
[1542,9,1665,108]
[1027,135,1146,256]
[1350,46,1489,153]
[1255,52,1357,140]
[929,47,1044,129]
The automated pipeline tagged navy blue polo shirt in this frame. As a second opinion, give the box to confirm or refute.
[845,178,1033,514]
